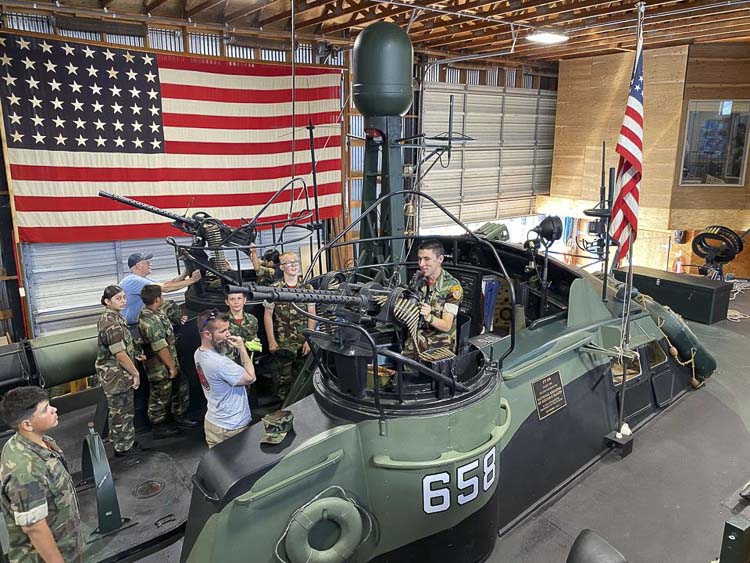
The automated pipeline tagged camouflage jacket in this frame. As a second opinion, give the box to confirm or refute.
[256,265,276,286]
[95,309,136,395]
[218,312,259,361]
[0,433,82,563]
[263,277,313,352]
[138,306,179,378]
[411,269,463,351]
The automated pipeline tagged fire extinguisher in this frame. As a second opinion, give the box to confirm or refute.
[672,250,684,273]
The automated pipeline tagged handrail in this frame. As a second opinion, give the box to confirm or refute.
[235,450,344,505]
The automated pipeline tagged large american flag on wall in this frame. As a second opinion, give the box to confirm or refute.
[0,33,343,243]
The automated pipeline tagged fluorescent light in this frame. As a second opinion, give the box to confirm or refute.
[526,30,569,44]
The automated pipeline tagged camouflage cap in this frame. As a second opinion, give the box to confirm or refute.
[260,410,294,445]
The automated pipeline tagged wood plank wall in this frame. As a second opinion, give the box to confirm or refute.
[669,44,750,232]
[538,45,689,269]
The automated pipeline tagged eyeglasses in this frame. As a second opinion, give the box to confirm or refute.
[200,310,218,332]
[281,260,299,266]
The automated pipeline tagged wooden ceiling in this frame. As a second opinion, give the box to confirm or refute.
[21,0,750,64]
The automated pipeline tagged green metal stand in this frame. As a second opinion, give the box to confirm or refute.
[80,423,137,543]
[360,115,406,272]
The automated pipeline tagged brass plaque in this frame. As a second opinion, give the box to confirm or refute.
[532,371,567,421]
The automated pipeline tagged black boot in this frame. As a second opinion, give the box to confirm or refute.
[152,424,181,439]
[174,415,200,428]
[114,441,145,458]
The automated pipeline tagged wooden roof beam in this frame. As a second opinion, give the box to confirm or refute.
[143,0,171,13]
[314,1,415,33]
[479,13,745,57]
[225,0,282,24]
[296,0,377,30]
[408,0,644,37]
[533,19,750,60]
[412,0,694,47]
[443,2,750,53]
[320,0,524,36]
[257,0,333,27]
[187,0,226,18]
[309,0,472,33]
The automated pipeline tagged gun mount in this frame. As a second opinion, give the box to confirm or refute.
[99,190,256,276]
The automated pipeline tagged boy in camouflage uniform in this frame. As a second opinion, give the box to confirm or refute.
[0,386,83,562]
[96,285,141,456]
[263,252,316,403]
[220,290,260,363]
[138,285,195,438]
[406,240,463,357]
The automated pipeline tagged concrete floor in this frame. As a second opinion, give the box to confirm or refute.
[77,289,750,562]
[491,289,750,563]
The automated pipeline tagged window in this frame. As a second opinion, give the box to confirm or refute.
[680,100,750,186]
[612,354,641,386]
[645,341,667,370]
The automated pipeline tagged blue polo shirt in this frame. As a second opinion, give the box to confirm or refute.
[119,273,157,324]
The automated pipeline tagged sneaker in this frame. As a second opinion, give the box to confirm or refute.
[152,424,181,439]
[173,415,200,428]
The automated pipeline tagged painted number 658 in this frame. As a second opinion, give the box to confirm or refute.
[422,447,496,514]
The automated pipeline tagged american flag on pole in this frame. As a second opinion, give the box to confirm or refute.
[609,24,644,266]
[0,33,343,243]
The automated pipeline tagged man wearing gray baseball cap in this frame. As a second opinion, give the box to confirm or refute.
[119,252,201,325]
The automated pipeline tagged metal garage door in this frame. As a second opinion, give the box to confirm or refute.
[420,82,556,229]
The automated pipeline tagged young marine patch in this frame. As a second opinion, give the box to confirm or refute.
[450,285,463,301]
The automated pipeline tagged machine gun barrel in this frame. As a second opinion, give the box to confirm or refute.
[227,285,371,308]
[99,191,200,230]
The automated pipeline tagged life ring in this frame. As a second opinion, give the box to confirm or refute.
[638,293,716,379]
[285,497,363,563]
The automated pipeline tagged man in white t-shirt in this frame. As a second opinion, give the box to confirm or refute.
[194,310,256,448]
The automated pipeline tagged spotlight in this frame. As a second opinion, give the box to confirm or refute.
[527,30,569,44]
[532,216,563,244]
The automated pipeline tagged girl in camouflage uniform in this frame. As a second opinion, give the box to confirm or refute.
[95,285,142,456]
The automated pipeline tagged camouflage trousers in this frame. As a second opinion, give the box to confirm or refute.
[105,390,134,453]
[146,370,189,425]
[270,348,307,403]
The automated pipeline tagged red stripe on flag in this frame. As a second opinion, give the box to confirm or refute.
[9,158,342,182]
[615,145,643,173]
[13,182,342,212]
[17,206,342,244]
[624,106,643,127]
[162,111,341,130]
[164,134,341,156]
[157,54,341,77]
[619,126,643,151]
[160,83,339,104]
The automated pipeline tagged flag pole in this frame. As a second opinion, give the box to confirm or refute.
[613,0,645,439]
[617,236,635,433]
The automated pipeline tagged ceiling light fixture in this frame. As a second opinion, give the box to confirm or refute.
[526,30,569,44]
